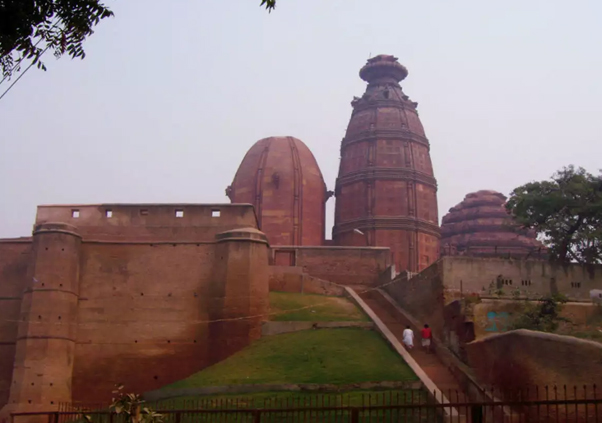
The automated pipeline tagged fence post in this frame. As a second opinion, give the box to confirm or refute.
[252,410,261,423]
[350,408,359,423]
[471,405,483,423]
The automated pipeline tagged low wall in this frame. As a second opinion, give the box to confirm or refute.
[466,330,602,390]
[261,321,374,336]
[268,266,345,296]
[381,264,447,342]
[270,246,391,287]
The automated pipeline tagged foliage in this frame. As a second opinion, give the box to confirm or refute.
[0,1,277,78]
[161,329,417,389]
[269,291,369,322]
[510,294,570,333]
[0,0,113,77]
[260,0,277,11]
[110,385,163,423]
[506,165,602,265]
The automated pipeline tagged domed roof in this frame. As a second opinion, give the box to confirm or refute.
[227,136,327,246]
[440,190,545,259]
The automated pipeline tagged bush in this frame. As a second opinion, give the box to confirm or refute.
[509,294,570,332]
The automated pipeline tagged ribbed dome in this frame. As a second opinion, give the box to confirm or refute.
[227,136,327,246]
[440,190,545,259]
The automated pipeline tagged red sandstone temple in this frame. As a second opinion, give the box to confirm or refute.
[0,54,554,417]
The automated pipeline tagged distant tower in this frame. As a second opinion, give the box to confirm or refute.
[227,136,329,246]
[333,55,440,272]
[440,190,546,259]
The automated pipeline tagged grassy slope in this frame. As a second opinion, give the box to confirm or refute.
[164,328,416,389]
[269,291,369,322]
[151,389,427,410]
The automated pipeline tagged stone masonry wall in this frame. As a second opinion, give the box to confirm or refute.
[72,243,216,403]
[382,262,446,340]
[268,266,345,296]
[440,256,601,301]
[0,240,31,410]
[466,330,602,390]
[270,246,391,288]
[0,204,270,414]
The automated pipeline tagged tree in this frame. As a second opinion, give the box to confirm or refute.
[506,165,602,265]
[0,1,278,79]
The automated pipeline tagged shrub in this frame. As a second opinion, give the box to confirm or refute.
[509,294,570,332]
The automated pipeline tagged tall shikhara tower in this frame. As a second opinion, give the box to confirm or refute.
[333,55,440,272]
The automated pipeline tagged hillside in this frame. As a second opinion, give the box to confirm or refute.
[269,291,369,322]
[162,328,416,389]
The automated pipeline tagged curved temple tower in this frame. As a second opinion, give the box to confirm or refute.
[333,55,440,272]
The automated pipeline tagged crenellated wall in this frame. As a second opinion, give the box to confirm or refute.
[0,204,270,415]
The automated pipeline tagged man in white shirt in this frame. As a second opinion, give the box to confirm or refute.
[402,325,414,349]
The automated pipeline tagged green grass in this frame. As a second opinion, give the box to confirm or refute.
[162,328,417,389]
[151,389,428,410]
[269,292,369,322]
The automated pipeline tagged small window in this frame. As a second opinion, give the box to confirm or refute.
[140,209,149,216]
[212,209,221,218]
[571,282,581,288]
[71,209,80,218]
[105,210,113,218]
[175,209,184,218]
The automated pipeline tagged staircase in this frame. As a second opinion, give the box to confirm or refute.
[359,289,469,411]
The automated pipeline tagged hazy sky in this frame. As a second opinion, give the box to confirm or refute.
[1,0,601,239]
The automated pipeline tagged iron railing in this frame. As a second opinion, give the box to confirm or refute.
[10,385,602,423]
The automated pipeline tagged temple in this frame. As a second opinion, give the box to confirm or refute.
[3,55,582,418]
[440,190,545,259]
[226,136,329,246]
[333,55,440,272]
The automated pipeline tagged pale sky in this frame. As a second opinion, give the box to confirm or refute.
[1,0,601,239]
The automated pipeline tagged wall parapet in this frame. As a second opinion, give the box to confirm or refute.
[466,329,602,390]
[35,204,259,243]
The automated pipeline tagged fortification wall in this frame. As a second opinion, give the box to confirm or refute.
[72,242,215,403]
[0,240,31,409]
[270,246,391,287]
[268,266,345,296]
[0,204,270,414]
[35,204,257,242]
[466,330,602,389]
[440,256,601,301]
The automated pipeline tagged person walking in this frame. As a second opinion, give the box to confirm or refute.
[402,325,414,349]
[421,324,432,353]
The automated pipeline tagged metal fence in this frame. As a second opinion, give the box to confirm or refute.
[10,385,602,423]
